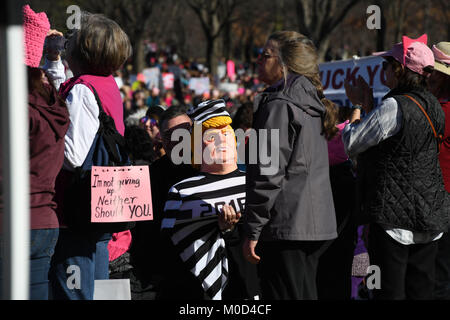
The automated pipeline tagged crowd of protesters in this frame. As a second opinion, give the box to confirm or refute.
[1,5,450,301]
[117,51,264,126]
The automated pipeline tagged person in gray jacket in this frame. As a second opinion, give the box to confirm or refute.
[242,31,338,300]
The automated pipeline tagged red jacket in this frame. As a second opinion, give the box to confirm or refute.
[29,86,70,229]
[439,99,450,193]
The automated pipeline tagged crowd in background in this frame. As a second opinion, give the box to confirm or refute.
[2,4,450,302]
[117,51,263,118]
[114,48,267,166]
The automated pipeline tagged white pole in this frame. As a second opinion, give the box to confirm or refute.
[0,0,30,300]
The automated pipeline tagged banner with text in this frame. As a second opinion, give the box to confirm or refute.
[91,166,153,223]
[319,56,390,108]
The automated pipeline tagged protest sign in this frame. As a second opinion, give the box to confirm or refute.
[218,82,239,94]
[91,166,153,223]
[142,67,161,89]
[162,72,174,90]
[227,60,236,81]
[319,55,390,108]
[188,77,210,95]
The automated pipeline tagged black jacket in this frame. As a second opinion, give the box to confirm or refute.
[129,155,197,279]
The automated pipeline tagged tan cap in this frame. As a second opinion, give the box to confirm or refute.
[432,42,450,76]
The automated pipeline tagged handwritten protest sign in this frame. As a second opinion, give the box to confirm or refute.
[91,166,153,223]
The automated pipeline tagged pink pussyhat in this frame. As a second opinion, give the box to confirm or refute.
[22,4,51,67]
[373,34,435,75]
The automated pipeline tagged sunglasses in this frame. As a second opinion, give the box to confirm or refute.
[140,117,158,127]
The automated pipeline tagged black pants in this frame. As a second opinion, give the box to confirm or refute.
[368,223,438,300]
[434,232,450,299]
[257,240,325,300]
[316,221,356,300]
[317,161,357,300]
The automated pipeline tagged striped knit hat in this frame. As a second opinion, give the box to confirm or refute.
[23,5,50,68]
[187,99,232,128]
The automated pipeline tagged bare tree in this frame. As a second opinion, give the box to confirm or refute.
[227,0,273,64]
[28,0,81,33]
[145,0,183,49]
[436,0,450,40]
[295,0,362,61]
[388,0,407,43]
[372,0,387,52]
[27,0,448,71]
[82,0,157,73]
[187,0,242,75]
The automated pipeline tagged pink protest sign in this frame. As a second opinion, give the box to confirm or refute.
[227,60,236,81]
[91,166,153,223]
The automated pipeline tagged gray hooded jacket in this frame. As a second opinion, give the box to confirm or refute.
[244,74,337,241]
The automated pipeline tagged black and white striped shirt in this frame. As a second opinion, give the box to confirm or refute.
[161,169,246,300]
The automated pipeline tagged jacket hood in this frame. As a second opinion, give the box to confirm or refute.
[28,86,70,139]
[261,74,326,118]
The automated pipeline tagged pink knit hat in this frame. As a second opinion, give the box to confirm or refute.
[373,34,434,76]
[22,5,51,67]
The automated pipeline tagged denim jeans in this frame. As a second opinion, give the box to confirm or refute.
[30,229,59,300]
[0,228,59,300]
[49,228,111,300]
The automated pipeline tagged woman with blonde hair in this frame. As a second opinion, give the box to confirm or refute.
[242,31,338,300]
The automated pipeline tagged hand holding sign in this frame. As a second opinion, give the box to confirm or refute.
[91,166,153,223]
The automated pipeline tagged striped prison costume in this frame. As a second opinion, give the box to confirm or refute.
[161,169,246,300]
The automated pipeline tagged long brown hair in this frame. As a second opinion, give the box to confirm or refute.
[268,31,338,140]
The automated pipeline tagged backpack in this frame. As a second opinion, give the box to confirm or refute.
[63,85,136,234]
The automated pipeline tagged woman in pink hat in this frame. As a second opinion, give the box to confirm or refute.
[0,5,70,300]
[428,41,450,300]
[342,34,448,300]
